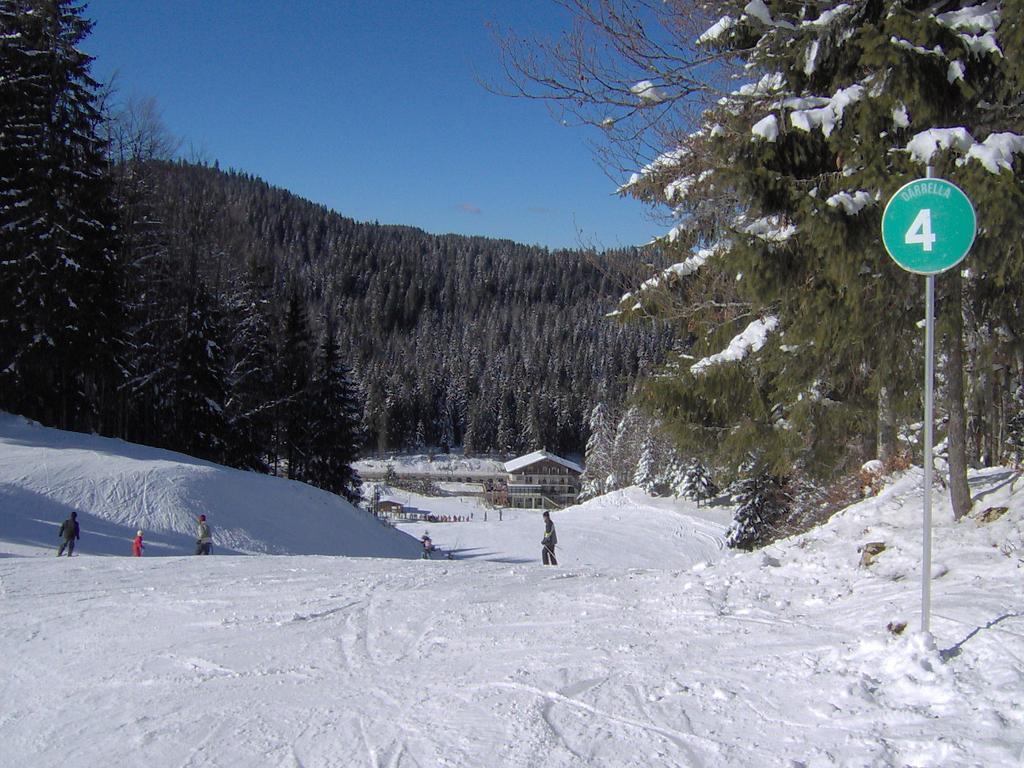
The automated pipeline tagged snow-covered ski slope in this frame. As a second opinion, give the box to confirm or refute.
[0,413,421,559]
[2,414,1024,766]
[381,483,730,569]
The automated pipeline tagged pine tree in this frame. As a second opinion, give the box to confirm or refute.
[622,2,1023,506]
[495,382,520,457]
[1007,387,1024,468]
[106,96,178,443]
[306,320,364,503]
[278,289,313,479]
[665,454,693,498]
[610,404,645,492]
[680,458,719,506]
[0,0,120,430]
[580,400,615,499]
[633,431,658,492]
[726,457,790,551]
[223,262,277,471]
[168,281,229,461]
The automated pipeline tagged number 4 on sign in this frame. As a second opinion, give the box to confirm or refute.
[905,208,936,252]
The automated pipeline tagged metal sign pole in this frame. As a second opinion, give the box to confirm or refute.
[920,164,935,636]
[922,271,934,635]
[881,165,974,638]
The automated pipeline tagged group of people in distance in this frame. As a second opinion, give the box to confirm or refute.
[55,511,214,558]
[55,508,560,564]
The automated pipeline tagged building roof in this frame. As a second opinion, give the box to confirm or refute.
[504,450,584,475]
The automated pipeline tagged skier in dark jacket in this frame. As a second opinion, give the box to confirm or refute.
[57,512,80,557]
[541,510,557,566]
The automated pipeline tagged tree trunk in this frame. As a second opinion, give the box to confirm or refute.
[944,270,971,520]
[877,384,898,462]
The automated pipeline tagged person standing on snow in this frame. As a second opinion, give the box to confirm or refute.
[541,510,557,566]
[195,514,212,555]
[132,530,145,557]
[57,511,80,557]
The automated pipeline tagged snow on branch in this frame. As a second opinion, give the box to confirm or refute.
[647,249,712,285]
[665,169,713,204]
[609,245,724,318]
[631,81,670,104]
[744,80,867,141]
[906,127,975,162]
[735,72,786,99]
[786,85,864,137]
[619,148,689,193]
[935,2,1002,57]
[892,104,910,128]
[697,15,736,45]
[752,114,779,142]
[890,37,945,58]
[826,190,875,215]
[800,4,854,28]
[935,1,1000,33]
[690,316,779,375]
[744,0,775,26]
[968,133,1024,174]
[702,0,851,47]
[906,128,1024,174]
[741,215,797,242]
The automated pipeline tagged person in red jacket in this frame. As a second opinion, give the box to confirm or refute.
[132,530,144,557]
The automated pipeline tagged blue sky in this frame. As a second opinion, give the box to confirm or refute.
[84,0,658,250]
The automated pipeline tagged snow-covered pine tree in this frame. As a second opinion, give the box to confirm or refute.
[223,259,277,472]
[580,400,615,499]
[633,430,658,492]
[414,419,427,452]
[106,96,179,444]
[675,0,1024,515]
[1007,387,1024,468]
[680,458,718,507]
[279,289,314,480]
[440,377,465,453]
[504,1,1024,514]
[519,397,544,456]
[495,385,519,457]
[306,319,364,503]
[0,0,120,431]
[167,281,230,462]
[726,456,790,550]
[610,404,645,492]
[462,399,489,457]
[618,3,1019,512]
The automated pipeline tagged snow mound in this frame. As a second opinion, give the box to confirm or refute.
[0,413,421,559]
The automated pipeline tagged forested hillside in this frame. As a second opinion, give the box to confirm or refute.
[145,161,670,458]
[0,1,672,504]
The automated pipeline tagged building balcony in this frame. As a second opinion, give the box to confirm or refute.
[508,484,579,495]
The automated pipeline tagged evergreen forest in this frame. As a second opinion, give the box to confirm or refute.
[9,0,1024,550]
[0,0,668,504]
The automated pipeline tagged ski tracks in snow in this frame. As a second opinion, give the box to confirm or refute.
[513,677,718,766]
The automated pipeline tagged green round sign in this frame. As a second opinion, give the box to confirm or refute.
[881,178,976,274]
